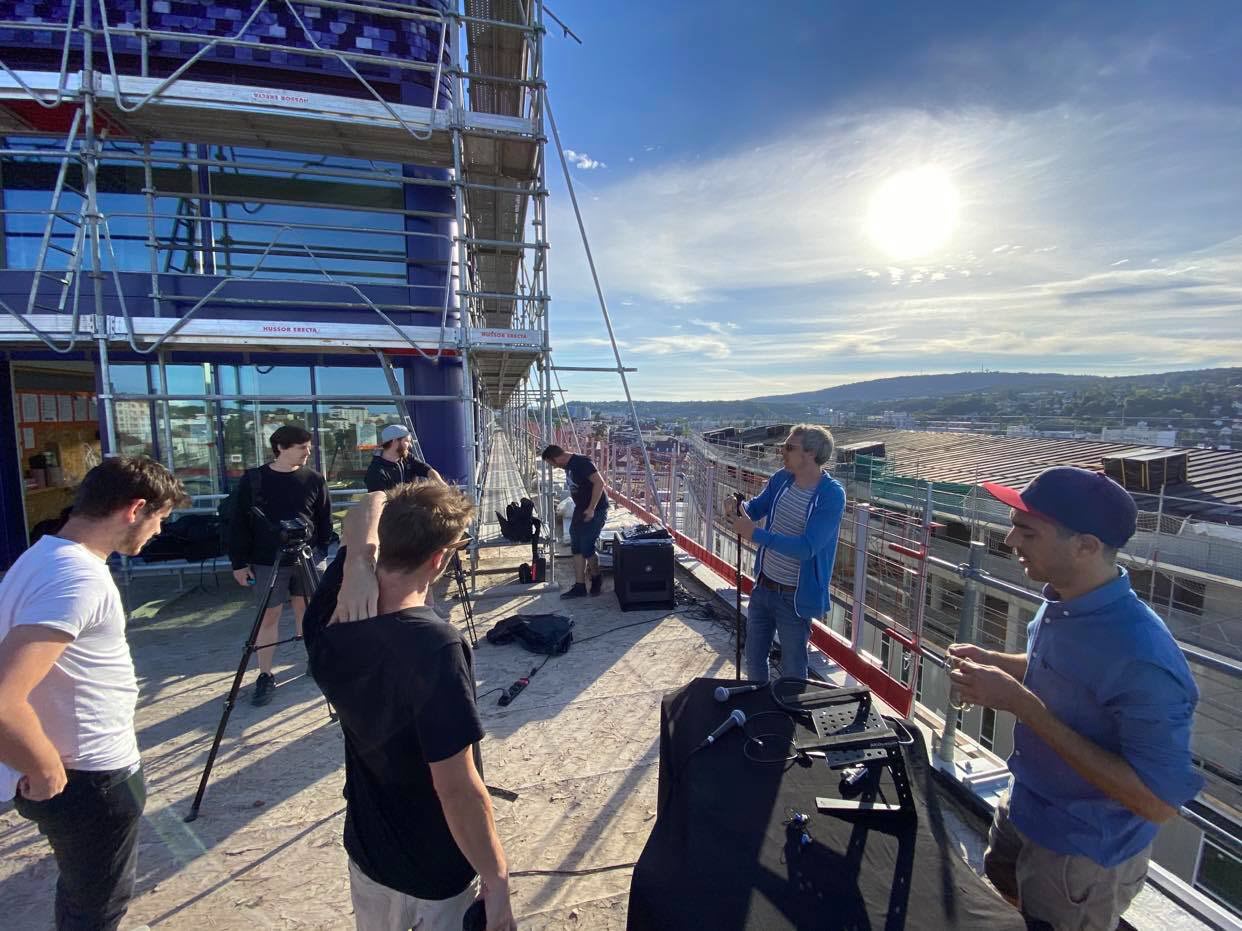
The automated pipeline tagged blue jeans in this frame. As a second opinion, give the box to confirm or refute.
[745,585,811,682]
[569,507,608,557]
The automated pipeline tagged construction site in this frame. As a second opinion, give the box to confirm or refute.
[0,2,1239,929]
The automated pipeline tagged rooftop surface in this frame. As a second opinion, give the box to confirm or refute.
[709,425,1242,523]
[0,522,739,929]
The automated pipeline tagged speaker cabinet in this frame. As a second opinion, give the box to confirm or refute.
[614,537,675,611]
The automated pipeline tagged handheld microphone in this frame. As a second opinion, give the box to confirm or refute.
[698,708,746,749]
[714,682,765,702]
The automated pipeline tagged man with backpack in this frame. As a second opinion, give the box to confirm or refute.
[365,424,442,492]
[227,424,333,706]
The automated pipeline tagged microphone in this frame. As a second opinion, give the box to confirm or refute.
[714,682,766,702]
[699,709,746,749]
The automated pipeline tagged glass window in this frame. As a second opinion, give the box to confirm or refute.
[218,364,311,398]
[206,149,407,286]
[154,368,219,499]
[220,401,259,486]
[1,145,193,273]
[315,364,393,397]
[318,402,404,489]
[114,400,155,458]
[981,707,997,751]
[1197,836,1242,914]
[259,403,314,458]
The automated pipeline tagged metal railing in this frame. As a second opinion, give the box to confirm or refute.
[528,424,1242,919]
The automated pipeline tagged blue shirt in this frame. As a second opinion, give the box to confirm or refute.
[1009,568,1204,867]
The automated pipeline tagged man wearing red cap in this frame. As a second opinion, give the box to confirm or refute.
[950,466,1202,930]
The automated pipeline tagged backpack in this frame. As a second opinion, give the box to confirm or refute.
[497,497,542,543]
[139,512,224,563]
[485,612,574,655]
[217,467,264,552]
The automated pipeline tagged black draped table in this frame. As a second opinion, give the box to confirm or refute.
[627,678,1025,930]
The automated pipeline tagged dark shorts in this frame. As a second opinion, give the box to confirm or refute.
[569,508,608,558]
[252,561,325,606]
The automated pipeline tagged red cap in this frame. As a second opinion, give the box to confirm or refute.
[981,481,1028,513]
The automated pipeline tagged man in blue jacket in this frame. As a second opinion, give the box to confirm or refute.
[727,424,846,682]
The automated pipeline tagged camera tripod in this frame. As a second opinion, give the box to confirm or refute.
[449,547,480,648]
[185,524,324,822]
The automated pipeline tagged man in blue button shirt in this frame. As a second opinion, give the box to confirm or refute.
[949,466,1203,930]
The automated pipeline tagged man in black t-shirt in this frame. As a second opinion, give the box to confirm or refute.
[228,424,333,706]
[541,444,609,598]
[364,424,442,492]
[303,483,515,931]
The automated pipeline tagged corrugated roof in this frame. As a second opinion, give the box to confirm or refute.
[822,427,1242,524]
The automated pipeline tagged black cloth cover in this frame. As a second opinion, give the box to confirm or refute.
[628,678,1025,931]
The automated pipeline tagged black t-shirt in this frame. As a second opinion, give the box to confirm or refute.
[566,454,608,514]
[303,552,484,901]
[364,455,432,493]
[227,465,333,570]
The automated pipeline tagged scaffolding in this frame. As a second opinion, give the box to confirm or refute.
[0,0,559,570]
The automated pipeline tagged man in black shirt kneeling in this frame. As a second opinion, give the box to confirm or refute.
[303,483,515,931]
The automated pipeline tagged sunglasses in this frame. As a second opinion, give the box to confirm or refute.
[782,442,802,452]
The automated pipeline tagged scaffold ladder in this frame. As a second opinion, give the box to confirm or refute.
[376,349,428,463]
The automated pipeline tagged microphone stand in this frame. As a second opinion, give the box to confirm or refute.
[732,493,745,682]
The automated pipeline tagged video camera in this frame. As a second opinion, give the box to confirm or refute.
[251,507,313,550]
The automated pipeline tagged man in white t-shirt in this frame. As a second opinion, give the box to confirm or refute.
[0,456,186,931]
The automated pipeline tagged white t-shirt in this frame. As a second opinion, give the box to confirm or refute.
[0,535,139,801]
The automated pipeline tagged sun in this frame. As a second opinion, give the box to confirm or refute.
[867,167,959,261]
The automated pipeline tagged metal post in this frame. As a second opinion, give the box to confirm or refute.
[939,539,985,764]
[156,351,174,471]
[1148,485,1165,604]
[704,460,717,556]
[849,505,871,654]
[906,485,934,714]
[545,98,663,523]
[666,443,677,524]
[80,0,118,457]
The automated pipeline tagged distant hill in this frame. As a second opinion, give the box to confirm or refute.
[748,372,1101,407]
[578,368,1242,426]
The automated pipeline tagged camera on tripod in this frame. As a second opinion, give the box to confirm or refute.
[277,517,312,547]
[251,506,313,551]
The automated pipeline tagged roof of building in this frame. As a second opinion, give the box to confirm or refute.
[819,427,1242,524]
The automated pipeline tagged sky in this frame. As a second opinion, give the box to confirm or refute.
[537,1,1242,401]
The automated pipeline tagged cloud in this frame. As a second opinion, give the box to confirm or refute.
[688,318,738,336]
[629,335,731,359]
[563,149,606,170]
[547,92,1242,398]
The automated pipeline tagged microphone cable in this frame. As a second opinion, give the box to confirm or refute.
[741,709,802,765]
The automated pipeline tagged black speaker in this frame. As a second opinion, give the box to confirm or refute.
[614,537,675,611]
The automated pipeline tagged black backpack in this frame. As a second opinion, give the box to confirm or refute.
[497,497,541,543]
[217,468,264,552]
[486,612,574,655]
[139,513,224,563]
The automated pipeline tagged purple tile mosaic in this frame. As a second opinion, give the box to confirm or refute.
[2,0,455,106]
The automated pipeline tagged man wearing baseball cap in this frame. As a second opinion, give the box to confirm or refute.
[949,466,1203,930]
[365,424,443,493]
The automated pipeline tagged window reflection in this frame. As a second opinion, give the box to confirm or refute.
[319,403,405,488]
[153,364,218,500]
